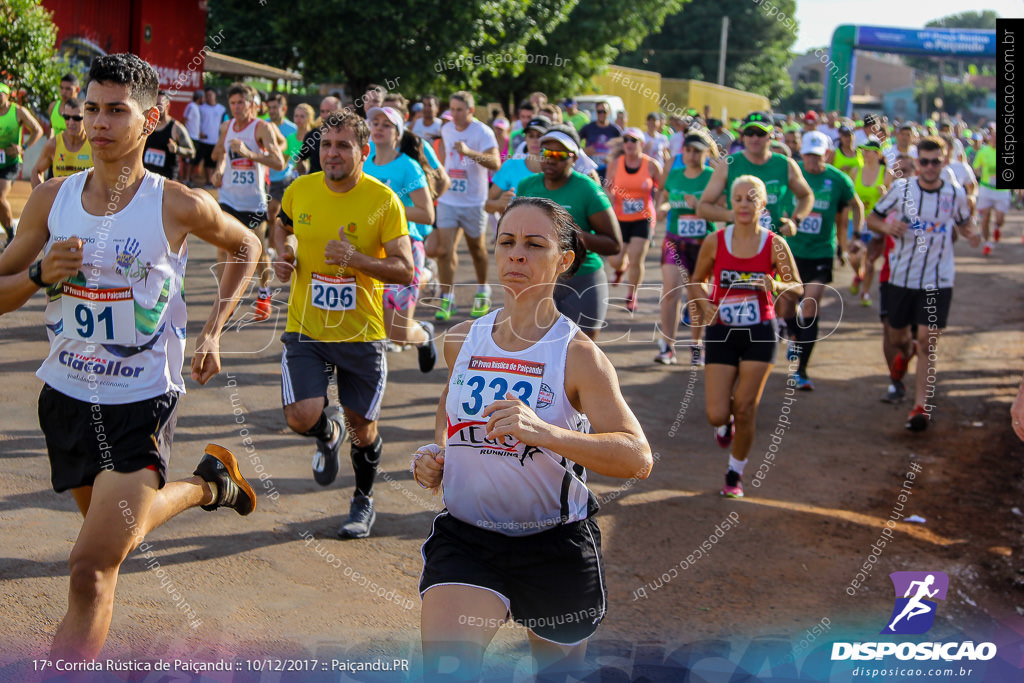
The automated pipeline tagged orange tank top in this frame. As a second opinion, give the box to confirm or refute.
[611,154,656,221]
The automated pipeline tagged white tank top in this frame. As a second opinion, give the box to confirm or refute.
[37,170,189,404]
[218,118,267,212]
[443,310,595,536]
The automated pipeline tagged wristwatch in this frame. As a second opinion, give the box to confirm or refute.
[28,260,50,288]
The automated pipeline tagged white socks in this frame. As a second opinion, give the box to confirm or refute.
[728,455,746,475]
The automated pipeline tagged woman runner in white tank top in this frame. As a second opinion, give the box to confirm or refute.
[412,196,653,680]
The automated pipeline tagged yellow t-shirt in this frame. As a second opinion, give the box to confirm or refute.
[281,172,408,342]
[53,134,93,177]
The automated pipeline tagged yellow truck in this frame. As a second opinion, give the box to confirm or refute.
[584,65,771,126]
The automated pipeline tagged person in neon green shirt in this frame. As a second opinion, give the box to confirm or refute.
[972,127,1010,253]
[0,83,43,247]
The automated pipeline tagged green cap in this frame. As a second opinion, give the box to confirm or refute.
[0,84,10,95]
[741,111,773,133]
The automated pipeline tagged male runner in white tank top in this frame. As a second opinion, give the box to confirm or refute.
[0,53,262,661]
[211,82,286,322]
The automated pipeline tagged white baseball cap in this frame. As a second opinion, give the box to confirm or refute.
[800,131,831,156]
[367,106,405,137]
[538,130,580,155]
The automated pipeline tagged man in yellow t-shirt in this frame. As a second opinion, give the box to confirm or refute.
[272,111,415,538]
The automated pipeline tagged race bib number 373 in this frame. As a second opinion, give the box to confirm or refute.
[457,356,544,422]
[60,283,136,344]
[718,296,761,326]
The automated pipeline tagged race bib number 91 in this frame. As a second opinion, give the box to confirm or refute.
[457,356,544,422]
[60,283,136,344]
[310,273,356,311]
[718,296,761,326]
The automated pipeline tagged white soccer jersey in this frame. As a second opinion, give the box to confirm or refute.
[872,177,970,289]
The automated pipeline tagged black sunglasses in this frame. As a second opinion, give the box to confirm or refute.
[917,158,943,167]
[743,129,769,138]
[62,114,84,121]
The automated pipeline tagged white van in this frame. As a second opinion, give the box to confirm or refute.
[574,96,626,127]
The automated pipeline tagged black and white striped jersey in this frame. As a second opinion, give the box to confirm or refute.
[873,177,970,289]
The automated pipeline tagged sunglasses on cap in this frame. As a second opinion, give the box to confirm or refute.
[62,114,84,121]
[540,148,572,161]
[917,157,943,167]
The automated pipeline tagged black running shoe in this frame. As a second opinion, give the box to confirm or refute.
[882,380,906,404]
[312,416,343,486]
[337,494,376,539]
[194,444,257,515]
[417,321,437,373]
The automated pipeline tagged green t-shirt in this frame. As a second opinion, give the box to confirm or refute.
[788,162,855,259]
[974,146,999,188]
[566,111,590,132]
[665,162,716,240]
[516,171,612,274]
[726,152,793,233]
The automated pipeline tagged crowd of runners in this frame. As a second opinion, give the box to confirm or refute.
[0,51,1017,679]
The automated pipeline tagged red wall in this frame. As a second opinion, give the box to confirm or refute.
[43,0,209,118]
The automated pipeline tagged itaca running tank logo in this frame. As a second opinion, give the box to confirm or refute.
[882,571,948,635]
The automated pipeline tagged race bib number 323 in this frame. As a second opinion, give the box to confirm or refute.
[457,356,544,422]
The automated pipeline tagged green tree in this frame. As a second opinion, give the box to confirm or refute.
[0,0,65,113]
[479,0,686,108]
[914,76,986,117]
[207,0,681,108]
[617,0,798,102]
[776,81,822,116]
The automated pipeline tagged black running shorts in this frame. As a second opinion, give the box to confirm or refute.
[704,321,779,366]
[38,384,178,492]
[420,511,607,646]
[885,285,953,330]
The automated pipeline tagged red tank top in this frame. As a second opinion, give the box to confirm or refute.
[711,227,776,324]
[611,154,656,221]
[879,235,894,284]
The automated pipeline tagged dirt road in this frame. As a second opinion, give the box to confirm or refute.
[1,179,1021,681]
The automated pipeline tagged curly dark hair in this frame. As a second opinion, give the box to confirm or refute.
[88,53,158,110]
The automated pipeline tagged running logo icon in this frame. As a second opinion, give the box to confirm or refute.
[881,571,948,635]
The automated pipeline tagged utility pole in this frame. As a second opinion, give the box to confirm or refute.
[718,16,729,86]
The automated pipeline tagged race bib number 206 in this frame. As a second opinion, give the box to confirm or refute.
[310,273,356,311]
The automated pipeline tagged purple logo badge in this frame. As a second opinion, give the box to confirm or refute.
[881,571,948,635]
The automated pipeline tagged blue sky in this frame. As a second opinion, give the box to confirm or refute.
[792,1,1022,52]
